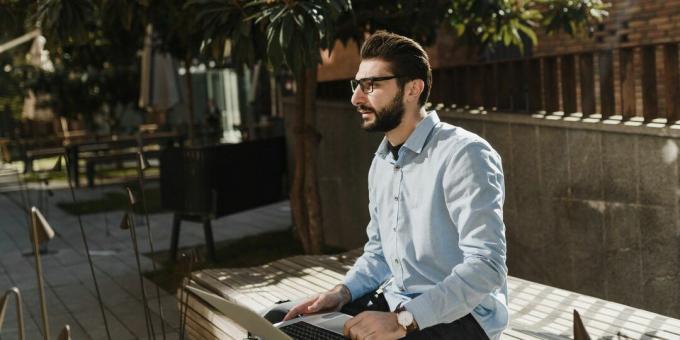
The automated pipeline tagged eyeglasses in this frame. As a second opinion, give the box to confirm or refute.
[350,75,401,94]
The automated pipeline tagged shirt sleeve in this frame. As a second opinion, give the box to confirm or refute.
[343,158,392,301]
[405,141,508,329]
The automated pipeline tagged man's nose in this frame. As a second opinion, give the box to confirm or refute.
[351,86,366,106]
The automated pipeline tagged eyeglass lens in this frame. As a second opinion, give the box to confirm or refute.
[350,79,372,93]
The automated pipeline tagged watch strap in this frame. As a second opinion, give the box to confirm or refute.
[395,306,418,333]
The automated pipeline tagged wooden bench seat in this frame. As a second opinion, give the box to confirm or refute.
[83,150,160,187]
[23,147,64,173]
[180,250,680,339]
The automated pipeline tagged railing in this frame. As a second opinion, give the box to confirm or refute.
[428,43,680,124]
[317,42,680,125]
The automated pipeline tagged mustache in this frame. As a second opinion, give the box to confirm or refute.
[357,105,375,112]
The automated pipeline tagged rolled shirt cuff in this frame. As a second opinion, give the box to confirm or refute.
[403,294,437,330]
[342,277,370,303]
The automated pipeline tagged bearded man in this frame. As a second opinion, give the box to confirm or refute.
[267,31,508,340]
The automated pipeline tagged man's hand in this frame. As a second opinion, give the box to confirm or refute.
[282,284,352,321]
[343,311,406,340]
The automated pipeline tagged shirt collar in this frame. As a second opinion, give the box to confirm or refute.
[375,111,440,157]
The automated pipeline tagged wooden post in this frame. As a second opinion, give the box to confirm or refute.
[528,58,543,112]
[465,65,474,108]
[470,65,483,108]
[599,50,615,118]
[483,63,497,110]
[513,61,527,111]
[619,48,636,120]
[454,67,467,107]
[440,68,454,106]
[497,62,511,110]
[641,45,658,121]
[663,44,680,123]
[579,53,596,116]
[430,69,443,105]
[543,57,560,113]
[561,54,577,114]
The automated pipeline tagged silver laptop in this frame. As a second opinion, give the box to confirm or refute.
[187,285,350,339]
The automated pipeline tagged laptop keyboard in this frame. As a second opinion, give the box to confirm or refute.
[279,321,347,340]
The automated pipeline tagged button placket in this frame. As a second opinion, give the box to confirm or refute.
[393,167,405,288]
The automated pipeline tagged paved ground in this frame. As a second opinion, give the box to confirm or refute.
[0,163,292,340]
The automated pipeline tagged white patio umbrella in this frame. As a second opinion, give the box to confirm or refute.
[138,24,180,112]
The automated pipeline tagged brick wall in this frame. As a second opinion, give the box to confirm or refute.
[533,0,680,56]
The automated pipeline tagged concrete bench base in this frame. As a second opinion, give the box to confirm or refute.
[179,250,680,339]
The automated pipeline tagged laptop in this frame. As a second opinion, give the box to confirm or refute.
[186,285,351,339]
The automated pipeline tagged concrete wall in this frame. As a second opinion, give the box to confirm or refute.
[285,99,680,318]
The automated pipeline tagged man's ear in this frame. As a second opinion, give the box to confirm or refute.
[407,79,425,103]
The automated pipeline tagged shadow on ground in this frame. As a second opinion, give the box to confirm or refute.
[142,229,341,294]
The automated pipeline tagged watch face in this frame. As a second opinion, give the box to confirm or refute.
[398,310,414,327]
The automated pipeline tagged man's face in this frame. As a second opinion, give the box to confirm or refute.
[351,59,405,132]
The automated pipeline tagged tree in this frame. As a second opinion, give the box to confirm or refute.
[0,0,145,126]
[188,0,352,254]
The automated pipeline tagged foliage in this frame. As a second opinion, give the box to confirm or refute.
[34,0,95,50]
[188,0,351,78]
[448,0,610,53]
[187,0,264,67]
[335,0,451,46]
[148,0,204,62]
[0,0,144,121]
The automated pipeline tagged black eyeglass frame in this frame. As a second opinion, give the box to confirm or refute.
[350,75,403,94]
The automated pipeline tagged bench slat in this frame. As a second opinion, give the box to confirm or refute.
[203,268,302,306]
[184,294,245,339]
[191,271,268,311]
[200,269,281,309]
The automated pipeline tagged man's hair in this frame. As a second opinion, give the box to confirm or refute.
[360,31,432,107]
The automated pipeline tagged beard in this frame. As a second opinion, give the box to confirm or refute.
[359,89,405,132]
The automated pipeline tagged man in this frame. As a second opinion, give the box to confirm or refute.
[268,31,508,339]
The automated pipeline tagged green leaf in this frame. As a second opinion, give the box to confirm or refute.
[280,13,292,49]
[516,22,538,46]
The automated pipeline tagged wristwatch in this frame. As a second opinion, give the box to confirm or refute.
[395,306,418,333]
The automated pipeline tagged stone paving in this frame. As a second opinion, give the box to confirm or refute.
[0,164,292,340]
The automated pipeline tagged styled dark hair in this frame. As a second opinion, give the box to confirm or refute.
[360,31,432,107]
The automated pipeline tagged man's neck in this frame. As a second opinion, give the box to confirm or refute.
[385,108,428,146]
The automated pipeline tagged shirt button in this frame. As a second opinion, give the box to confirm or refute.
[393,196,398,201]
[394,165,400,171]
[392,226,396,231]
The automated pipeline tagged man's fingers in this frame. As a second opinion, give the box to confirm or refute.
[307,299,321,312]
[343,313,365,336]
[308,294,338,313]
[282,297,317,321]
[348,322,372,340]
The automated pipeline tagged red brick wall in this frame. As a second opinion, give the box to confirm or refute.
[533,0,680,56]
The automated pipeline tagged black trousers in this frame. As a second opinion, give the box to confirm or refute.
[263,291,489,340]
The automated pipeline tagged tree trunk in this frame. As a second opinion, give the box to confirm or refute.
[291,78,311,253]
[302,67,323,254]
[290,67,324,254]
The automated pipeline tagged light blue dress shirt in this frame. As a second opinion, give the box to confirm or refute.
[343,111,508,339]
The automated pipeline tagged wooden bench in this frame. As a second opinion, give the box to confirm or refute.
[23,147,64,173]
[179,250,680,340]
[83,150,160,187]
